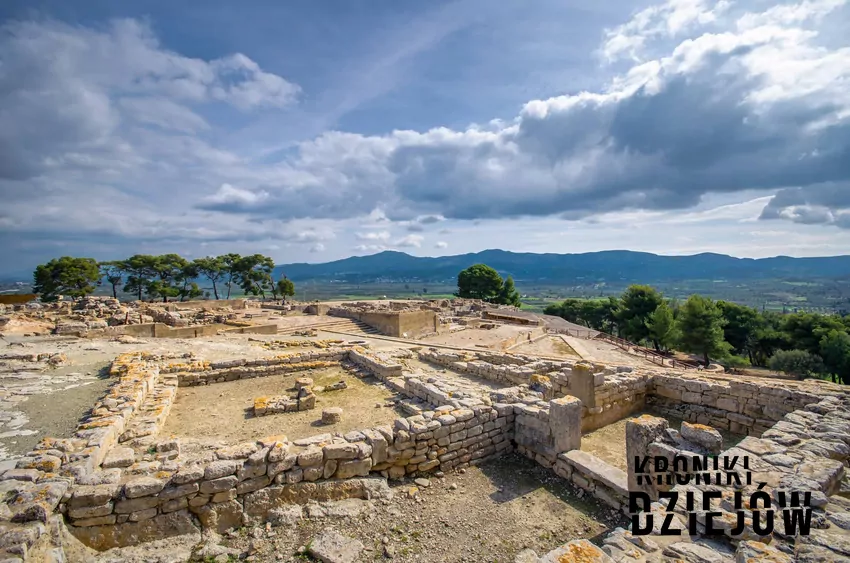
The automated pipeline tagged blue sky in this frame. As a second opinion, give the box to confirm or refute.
[1,0,849,275]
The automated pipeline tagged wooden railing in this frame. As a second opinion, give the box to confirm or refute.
[545,327,598,339]
[593,332,699,370]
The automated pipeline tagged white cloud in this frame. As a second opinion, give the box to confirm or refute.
[355,231,391,242]
[435,241,449,249]
[310,243,325,253]
[354,244,387,252]
[118,97,210,133]
[3,2,850,271]
[0,18,299,182]
[395,234,424,248]
[601,0,730,62]
[205,184,269,205]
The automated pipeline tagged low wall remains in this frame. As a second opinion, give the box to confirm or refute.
[161,299,249,310]
[649,373,831,435]
[85,322,278,339]
[553,450,629,511]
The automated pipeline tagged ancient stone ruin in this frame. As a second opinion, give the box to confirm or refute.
[1,297,849,561]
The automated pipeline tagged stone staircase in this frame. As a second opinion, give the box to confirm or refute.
[277,317,382,336]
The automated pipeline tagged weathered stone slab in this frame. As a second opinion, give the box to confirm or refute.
[308,528,364,563]
[67,509,197,551]
[549,396,582,453]
[242,477,390,520]
[680,422,722,454]
[102,447,135,469]
[561,450,628,496]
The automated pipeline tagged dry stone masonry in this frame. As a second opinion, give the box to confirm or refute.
[2,325,850,562]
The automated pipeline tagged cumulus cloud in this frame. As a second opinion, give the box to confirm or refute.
[204,184,270,207]
[760,183,850,227]
[601,0,731,62]
[395,234,424,248]
[0,18,299,182]
[354,244,387,252]
[355,231,391,242]
[435,241,449,249]
[3,1,850,271]
[186,0,850,227]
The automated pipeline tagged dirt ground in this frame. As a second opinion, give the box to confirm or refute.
[510,336,579,358]
[581,410,746,472]
[419,325,533,350]
[561,336,661,368]
[163,367,405,446]
[218,452,626,563]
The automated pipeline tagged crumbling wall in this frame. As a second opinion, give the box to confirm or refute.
[60,403,514,549]
[649,373,830,435]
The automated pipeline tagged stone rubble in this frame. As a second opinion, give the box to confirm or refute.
[2,318,850,562]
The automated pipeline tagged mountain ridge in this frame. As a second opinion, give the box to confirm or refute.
[274,249,850,283]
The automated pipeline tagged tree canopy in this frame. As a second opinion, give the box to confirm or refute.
[33,257,101,301]
[456,264,522,306]
[674,295,731,366]
[616,285,663,346]
[276,278,296,303]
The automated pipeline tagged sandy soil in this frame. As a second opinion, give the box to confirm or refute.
[420,325,532,350]
[562,336,661,368]
[510,336,579,358]
[581,410,746,472]
[163,367,404,445]
[218,452,626,563]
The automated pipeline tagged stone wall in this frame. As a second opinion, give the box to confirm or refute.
[347,347,404,379]
[552,450,629,512]
[60,401,514,549]
[397,310,439,338]
[330,309,438,338]
[0,345,519,553]
[649,373,831,435]
[419,348,647,431]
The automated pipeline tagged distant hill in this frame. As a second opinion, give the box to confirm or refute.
[275,249,850,283]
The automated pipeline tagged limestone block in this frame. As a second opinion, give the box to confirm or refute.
[123,477,164,499]
[322,408,343,425]
[549,396,582,453]
[561,450,628,497]
[200,476,238,494]
[335,458,372,479]
[68,502,114,520]
[297,448,324,467]
[626,415,669,500]
[267,441,291,462]
[295,377,314,390]
[69,484,122,508]
[159,482,199,500]
[68,509,196,550]
[735,541,792,563]
[114,496,159,514]
[308,528,364,563]
[204,460,239,480]
[216,442,258,460]
[323,443,358,460]
[102,447,135,469]
[680,422,723,454]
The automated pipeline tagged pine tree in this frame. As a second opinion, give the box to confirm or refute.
[496,276,521,307]
[676,295,731,366]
